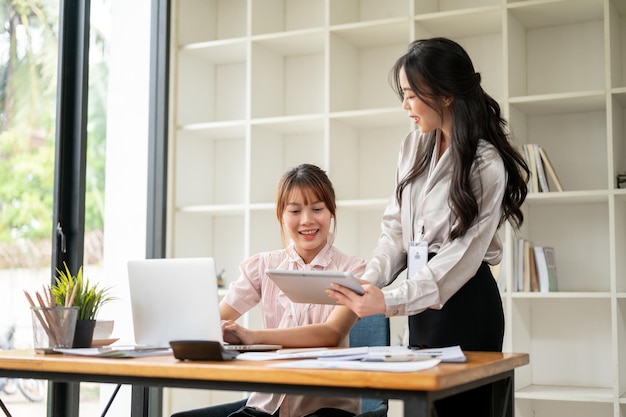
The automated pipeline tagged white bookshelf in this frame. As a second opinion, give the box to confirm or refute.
[165,1,626,416]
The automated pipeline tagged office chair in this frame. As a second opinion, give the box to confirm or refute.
[171,314,390,417]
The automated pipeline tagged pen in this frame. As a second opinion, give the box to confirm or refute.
[276,347,328,355]
[382,354,438,362]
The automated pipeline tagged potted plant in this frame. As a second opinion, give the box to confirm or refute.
[50,262,115,347]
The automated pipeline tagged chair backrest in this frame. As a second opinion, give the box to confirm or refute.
[349,314,390,417]
[349,314,390,348]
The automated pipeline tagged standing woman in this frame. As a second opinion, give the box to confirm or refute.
[327,37,529,415]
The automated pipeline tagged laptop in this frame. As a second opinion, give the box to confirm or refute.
[127,257,280,355]
[56,257,280,359]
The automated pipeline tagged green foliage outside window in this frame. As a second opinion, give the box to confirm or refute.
[0,1,108,263]
[0,0,108,267]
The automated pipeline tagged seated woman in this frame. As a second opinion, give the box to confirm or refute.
[172,163,366,417]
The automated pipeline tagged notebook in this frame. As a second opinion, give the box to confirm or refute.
[56,257,279,358]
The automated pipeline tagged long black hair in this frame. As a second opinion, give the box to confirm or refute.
[390,37,528,239]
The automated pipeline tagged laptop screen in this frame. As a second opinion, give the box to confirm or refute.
[127,257,223,347]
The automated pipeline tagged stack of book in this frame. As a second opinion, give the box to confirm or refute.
[521,144,564,193]
[515,238,559,293]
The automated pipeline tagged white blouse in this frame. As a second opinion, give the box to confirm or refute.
[362,129,506,317]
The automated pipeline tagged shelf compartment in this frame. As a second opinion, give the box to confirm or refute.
[249,118,325,204]
[524,190,609,204]
[615,197,626,292]
[507,0,604,27]
[175,0,247,45]
[251,0,325,36]
[508,105,608,192]
[250,32,325,118]
[516,384,614,402]
[329,23,409,113]
[508,91,606,115]
[611,93,626,190]
[176,40,247,125]
[415,0,501,14]
[512,298,613,391]
[608,0,626,88]
[507,0,605,97]
[328,117,405,200]
[519,200,611,292]
[329,0,410,26]
[414,7,502,38]
[172,212,245,273]
[330,18,411,47]
[333,206,386,260]
[413,9,504,101]
[515,397,614,417]
[249,209,283,257]
[330,108,408,127]
[174,129,246,206]
[618,299,626,401]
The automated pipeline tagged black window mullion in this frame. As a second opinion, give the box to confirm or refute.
[146,0,170,261]
[49,0,91,416]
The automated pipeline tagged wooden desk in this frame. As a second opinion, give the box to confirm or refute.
[0,350,528,417]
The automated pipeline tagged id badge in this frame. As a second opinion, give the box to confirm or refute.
[407,240,428,280]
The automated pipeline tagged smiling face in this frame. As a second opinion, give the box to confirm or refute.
[399,66,447,135]
[281,187,333,264]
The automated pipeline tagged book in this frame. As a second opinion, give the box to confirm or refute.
[516,237,525,291]
[543,247,559,291]
[533,246,559,292]
[537,147,564,192]
[522,239,531,292]
[523,144,538,193]
[528,243,539,292]
[532,144,549,192]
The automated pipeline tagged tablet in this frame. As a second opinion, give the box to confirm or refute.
[265,269,365,305]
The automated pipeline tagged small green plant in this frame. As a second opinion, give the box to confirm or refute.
[51,263,115,320]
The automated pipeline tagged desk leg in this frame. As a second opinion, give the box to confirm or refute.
[0,397,13,417]
[131,386,163,417]
[403,392,433,417]
[401,371,514,417]
[48,381,79,417]
[491,373,514,417]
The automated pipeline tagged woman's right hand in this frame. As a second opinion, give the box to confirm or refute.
[221,320,254,345]
[326,281,386,318]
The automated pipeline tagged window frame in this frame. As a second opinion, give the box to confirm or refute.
[49,0,169,415]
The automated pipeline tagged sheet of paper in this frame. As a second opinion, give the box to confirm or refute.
[269,358,441,372]
[236,345,466,363]
[236,347,369,361]
[407,346,467,363]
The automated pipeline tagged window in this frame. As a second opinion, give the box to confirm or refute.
[0,0,155,414]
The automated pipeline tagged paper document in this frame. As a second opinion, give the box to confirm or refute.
[404,345,467,363]
[237,345,466,363]
[55,346,172,358]
[236,347,368,361]
[270,358,441,372]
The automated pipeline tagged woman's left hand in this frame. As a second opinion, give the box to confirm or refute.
[326,281,386,318]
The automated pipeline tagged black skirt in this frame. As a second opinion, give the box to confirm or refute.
[408,259,504,417]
